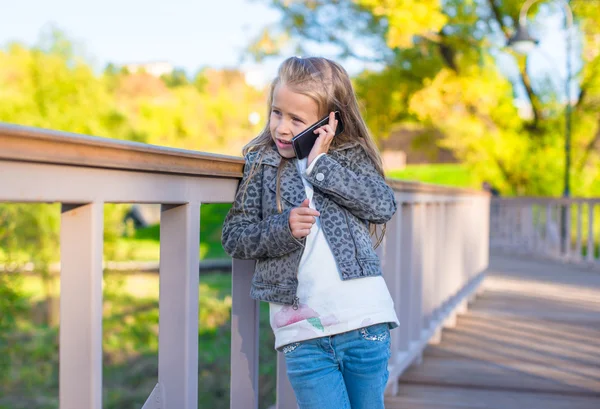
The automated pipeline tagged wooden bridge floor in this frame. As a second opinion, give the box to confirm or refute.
[386,253,600,409]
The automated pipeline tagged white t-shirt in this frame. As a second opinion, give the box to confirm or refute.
[269,155,399,350]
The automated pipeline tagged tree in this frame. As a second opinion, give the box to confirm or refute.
[0,28,271,295]
[250,0,600,196]
[161,67,189,88]
[0,30,135,325]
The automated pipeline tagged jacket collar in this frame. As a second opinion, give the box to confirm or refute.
[260,143,283,167]
[258,140,361,167]
[256,141,361,207]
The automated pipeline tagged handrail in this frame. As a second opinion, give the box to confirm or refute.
[0,122,486,196]
[0,122,244,178]
[0,123,491,409]
[490,197,600,266]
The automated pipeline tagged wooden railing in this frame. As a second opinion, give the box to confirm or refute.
[490,197,600,266]
[0,122,490,409]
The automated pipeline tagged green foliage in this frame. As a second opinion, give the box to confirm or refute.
[200,203,232,260]
[0,272,277,409]
[254,0,600,197]
[0,273,30,386]
[0,204,60,268]
[161,67,189,88]
[112,203,232,262]
[0,28,254,288]
[387,164,475,188]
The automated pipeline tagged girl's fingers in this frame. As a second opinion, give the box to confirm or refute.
[323,124,335,135]
[292,216,316,225]
[292,227,312,237]
[313,128,327,138]
[296,216,316,223]
[295,208,320,216]
[289,203,319,238]
[294,222,313,230]
[312,112,338,141]
[314,125,335,137]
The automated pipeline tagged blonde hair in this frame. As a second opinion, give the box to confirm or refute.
[240,56,387,245]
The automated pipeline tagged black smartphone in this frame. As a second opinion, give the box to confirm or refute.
[292,111,344,160]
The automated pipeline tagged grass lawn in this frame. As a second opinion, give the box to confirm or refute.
[121,167,475,262]
[115,203,232,262]
[387,163,476,188]
[3,271,277,409]
[2,168,476,265]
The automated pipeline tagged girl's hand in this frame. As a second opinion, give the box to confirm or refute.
[289,199,320,239]
[307,111,338,167]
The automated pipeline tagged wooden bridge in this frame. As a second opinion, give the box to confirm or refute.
[1,123,599,409]
[388,253,600,409]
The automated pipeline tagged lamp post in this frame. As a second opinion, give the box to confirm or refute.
[508,0,573,254]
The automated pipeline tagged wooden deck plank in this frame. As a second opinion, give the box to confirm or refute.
[424,319,600,368]
[386,253,600,409]
[387,385,600,409]
[399,358,600,394]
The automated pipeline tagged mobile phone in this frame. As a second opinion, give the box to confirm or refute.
[292,111,344,160]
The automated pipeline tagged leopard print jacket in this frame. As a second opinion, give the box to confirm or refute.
[221,143,397,306]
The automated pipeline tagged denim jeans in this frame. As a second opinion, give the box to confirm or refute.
[282,323,391,409]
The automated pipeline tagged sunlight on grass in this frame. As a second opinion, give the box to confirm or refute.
[19,272,232,303]
[109,203,231,262]
[387,164,476,188]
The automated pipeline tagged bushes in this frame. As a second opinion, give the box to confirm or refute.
[0,272,278,409]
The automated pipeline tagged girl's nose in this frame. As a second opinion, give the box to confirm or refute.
[276,118,291,135]
[275,119,291,135]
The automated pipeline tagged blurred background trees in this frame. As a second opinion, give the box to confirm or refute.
[250,0,600,196]
[1,2,599,407]
[3,4,600,197]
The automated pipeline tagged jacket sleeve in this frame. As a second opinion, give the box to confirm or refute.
[221,155,304,260]
[303,146,397,224]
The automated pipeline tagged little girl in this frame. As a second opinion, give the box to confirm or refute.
[222,56,399,409]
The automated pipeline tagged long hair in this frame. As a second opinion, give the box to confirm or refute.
[240,56,387,246]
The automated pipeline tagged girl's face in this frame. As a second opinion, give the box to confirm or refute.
[270,83,319,158]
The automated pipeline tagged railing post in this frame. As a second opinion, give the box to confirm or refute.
[500,203,506,249]
[499,201,507,249]
[421,203,434,331]
[545,204,553,256]
[587,203,595,263]
[158,203,200,409]
[517,203,523,251]
[444,201,461,329]
[382,202,402,395]
[59,203,104,409]
[510,203,517,250]
[398,203,413,352]
[533,203,544,250]
[516,203,522,251]
[447,204,459,304]
[411,203,424,358]
[276,353,298,409]
[230,258,262,409]
[564,202,572,259]
[576,203,583,261]
[506,203,512,250]
[431,201,445,341]
[483,196,491,270]
[525,203,534,253]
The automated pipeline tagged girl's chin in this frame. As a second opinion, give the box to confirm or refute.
[274,141,296,158]
[277,148,296,158]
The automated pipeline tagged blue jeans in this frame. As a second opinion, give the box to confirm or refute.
[282,323,391,409]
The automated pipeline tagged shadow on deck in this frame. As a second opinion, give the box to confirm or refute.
[387,253,600,409]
